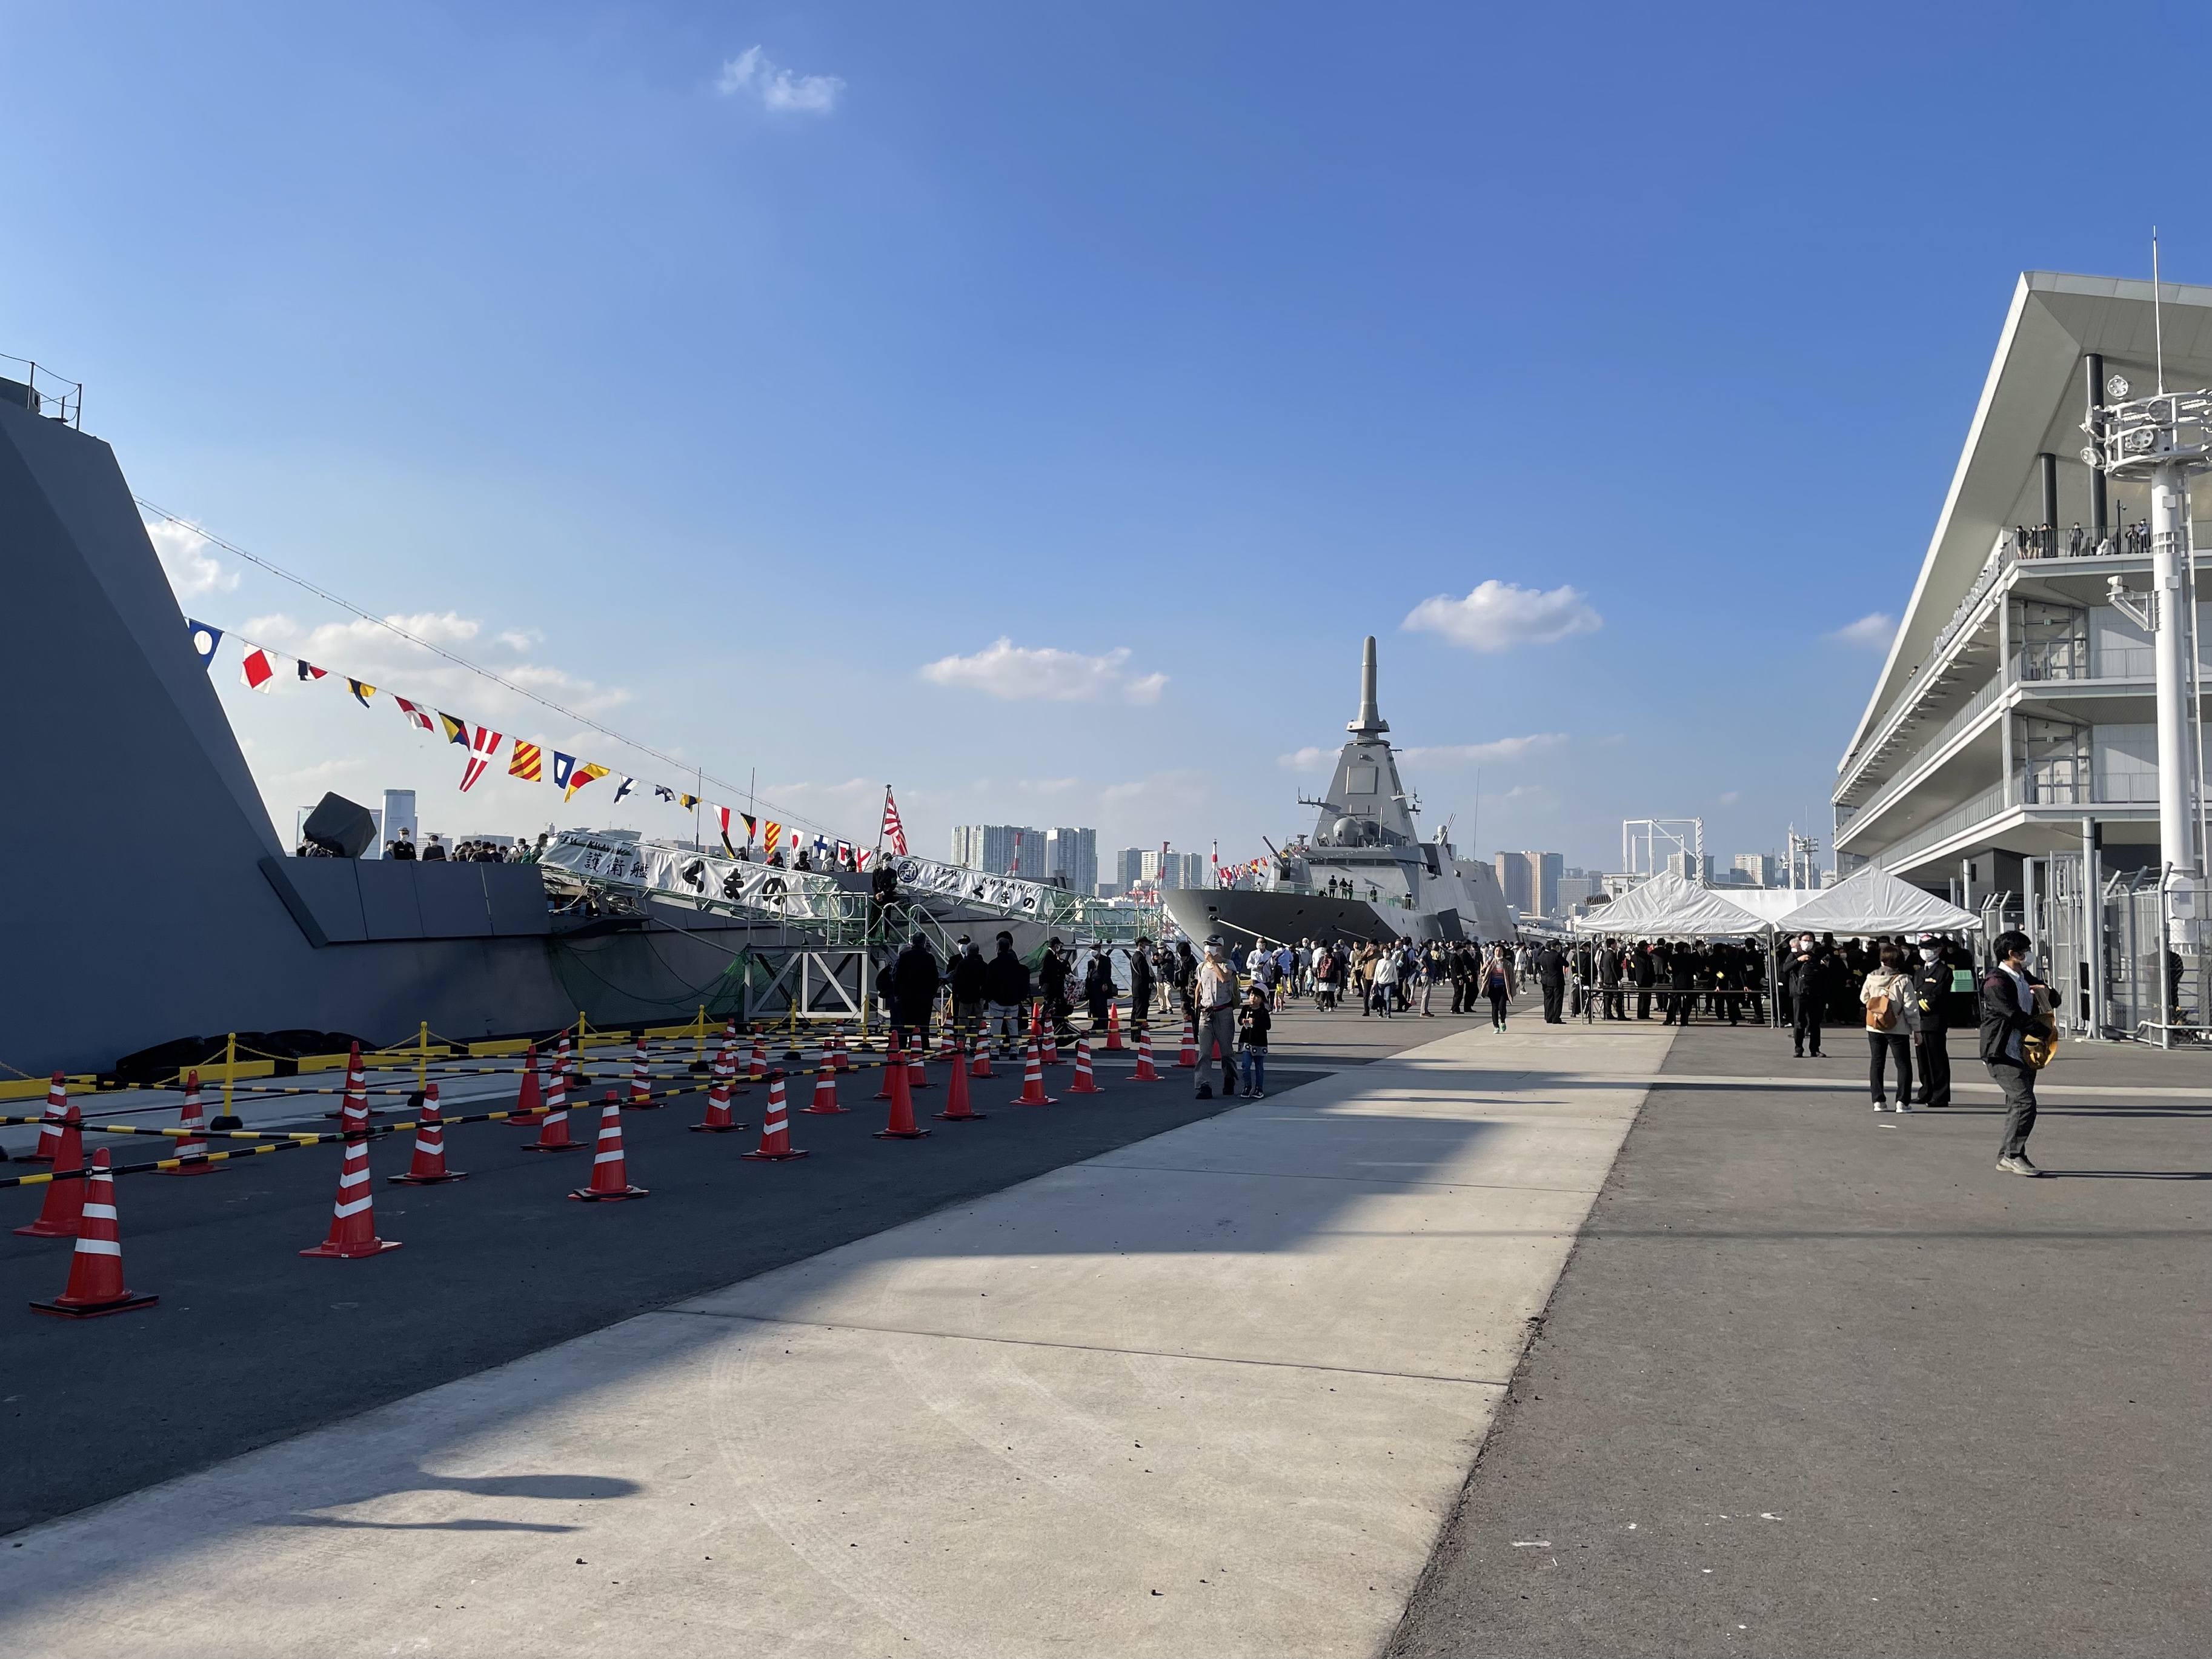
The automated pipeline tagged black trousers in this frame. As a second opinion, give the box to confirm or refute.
[1487,988,1509,1026]
[1541,982,1565,1022]
[1636,988,1652,1019]
[1601,985,1624,1019]
[1988,1059,2038,1157]
[1793,1002,1823,1055]
[1915,1029,1951,1106]
[1867,1030,1910,1101]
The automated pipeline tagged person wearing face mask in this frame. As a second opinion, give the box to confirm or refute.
[947,934,988,1051]
[1784,934,1827,1058]
[1908,933,1953,1108]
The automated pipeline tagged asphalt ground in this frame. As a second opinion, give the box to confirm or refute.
[1387,1023,2212,1659]
[0,997,1447,1537]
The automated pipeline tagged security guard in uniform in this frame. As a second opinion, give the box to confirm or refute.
[1910,933,1953,1108]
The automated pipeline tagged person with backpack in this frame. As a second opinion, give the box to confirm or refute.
[1481,943,1513,1032]
[1860,943,1915,1111]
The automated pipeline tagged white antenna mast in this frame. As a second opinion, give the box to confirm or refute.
[2153,227,2167,394]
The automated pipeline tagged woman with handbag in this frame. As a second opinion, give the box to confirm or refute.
[1859,943,1915,1112]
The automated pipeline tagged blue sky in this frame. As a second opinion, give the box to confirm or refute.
[6,2,2207,871]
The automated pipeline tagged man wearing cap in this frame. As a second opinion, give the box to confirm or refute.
[948,934,987,1051]
[1193,936,1241,1100]
[1908,934,1953,1108]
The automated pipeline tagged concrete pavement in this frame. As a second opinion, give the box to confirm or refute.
[1387,1024,2212,1659]
[0,1016,1674,1657]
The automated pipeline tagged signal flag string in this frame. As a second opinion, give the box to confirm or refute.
[136,497,854,848]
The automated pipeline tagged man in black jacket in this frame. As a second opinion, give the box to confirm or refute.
[1981,929,2051,1175]
[1784,934,1826,1057]
[1908,933,1953,1108]
[982,932,1030,1054]
[1537,942,1568,1023]
[892,933,941,1050]
[1127,940,1155,1033]
[1663,942,1698,1026]
[1598,939,1625,1021]
[1632,943,1656,1019]
[946,935,988,1048]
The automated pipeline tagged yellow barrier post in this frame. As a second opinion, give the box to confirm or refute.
[577,1010,588,1057]
[417,1021,430,1091]
[694,1004,706,1066]
[222,1032,236,1117]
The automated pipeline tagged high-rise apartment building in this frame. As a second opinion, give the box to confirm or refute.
[1494,851,1564,916]
[1733,853,1780,887]
[1114,847,1146,889]
[1665,851,1716,885]
[1044,827,1098,894]
[951,824,1046,879]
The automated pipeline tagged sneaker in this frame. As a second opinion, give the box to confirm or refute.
[1195,1084,1214,1100]
[1996,1154,2042,1176]
[1872,1099,1887,1112]
[1248,1089,1264,1100]
[1895,1100,1913,1114]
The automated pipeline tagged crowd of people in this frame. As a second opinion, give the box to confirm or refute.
[868,921,2058,1175]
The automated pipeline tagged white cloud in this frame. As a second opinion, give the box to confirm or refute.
[497,628,542,651]
[1718,790,1741,806]
[1277,746,1334,771]
[717,45,844,113]
[1827,612,1895,650]
[920,638,1167,705]
[145,518,239,599]
[1403,580,1602,653]
[1400,733,1569,766]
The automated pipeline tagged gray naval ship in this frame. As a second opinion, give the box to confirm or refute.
[1162,637,1517,947]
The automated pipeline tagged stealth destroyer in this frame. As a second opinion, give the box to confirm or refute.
[1161,637,1517,947]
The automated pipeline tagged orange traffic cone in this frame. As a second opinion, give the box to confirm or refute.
[555,1029,573,1081]
[1041,1020,1060,1066]
[875,1049,931,1140]
[691,1048,747,1132]
[805,1062,848,1115]
[934,1044,986,1121]
[300,1089,400,1258]
[570,1092,649,1200]
[971,1033,995,1078]
[743,1072,808,1161]
[937,1022,958,1063]
[509,1045,544,1128]
[625,1037,657,1109]
[831,1026,850,1073]
[1015,1039,1056,1106]
[389,1083,468,1184]
[1104,1003,1126,1051]
[1068,1035,1101,1094]
[15,1105,85,1237]
[165,1071,215,1175]
[908,1032,932,1090]
[30,1151,156,1318]
[1132,1025,1161,1082]
[523,1062,577,1152]
[874,1028,903,1100]
[323,1041,376,1120]
[1176,1018,1198,1068]
[28,1074,68,1163]
[746,1040,766,1088]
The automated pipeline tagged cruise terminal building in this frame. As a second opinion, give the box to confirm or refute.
[1833,271,2208,1041]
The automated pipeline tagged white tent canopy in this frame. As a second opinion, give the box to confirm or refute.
[1572,873,1771,937]
[1763,866,1982,936]
[1712,888,1821,925]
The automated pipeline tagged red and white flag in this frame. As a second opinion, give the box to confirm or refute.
[459,725,503,791]
[393,696,435,731]
[880,786,907,857]
[296,660,327,682]
[239,647,279,692]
